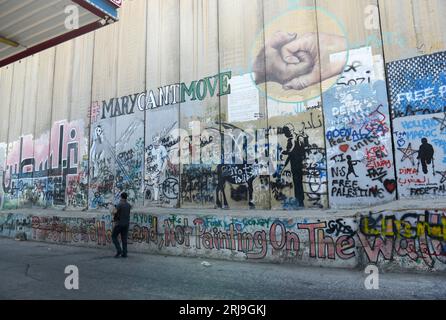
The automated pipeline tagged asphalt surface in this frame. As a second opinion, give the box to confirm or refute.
[0,237,445,300]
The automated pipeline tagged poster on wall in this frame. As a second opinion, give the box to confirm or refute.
[330,46,376,85]
[227,73,260,123]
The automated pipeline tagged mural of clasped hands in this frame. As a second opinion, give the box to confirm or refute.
[253,31,347,91]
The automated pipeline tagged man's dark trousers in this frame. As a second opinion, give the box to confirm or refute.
[112,224,129,255]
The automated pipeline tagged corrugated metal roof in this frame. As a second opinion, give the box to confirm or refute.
[0,0,121,66]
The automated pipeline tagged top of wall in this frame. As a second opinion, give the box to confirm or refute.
[3,198,446,220]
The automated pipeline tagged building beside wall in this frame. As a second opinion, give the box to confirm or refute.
[1,0,446,213]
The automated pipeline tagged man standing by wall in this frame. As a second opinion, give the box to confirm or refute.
[111,192,131,258]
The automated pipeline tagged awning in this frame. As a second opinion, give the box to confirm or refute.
[0,0,121,67]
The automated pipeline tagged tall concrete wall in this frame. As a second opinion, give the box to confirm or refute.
[1,0,446,212]
[145,0,180,208]
[180,0,220,210]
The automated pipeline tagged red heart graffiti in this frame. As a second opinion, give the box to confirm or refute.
[339,144,349,153]
[384,179,397,194]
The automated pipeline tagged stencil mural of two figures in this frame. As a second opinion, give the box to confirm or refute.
[345,138,434,180]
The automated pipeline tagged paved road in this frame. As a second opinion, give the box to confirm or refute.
[0,238,445,300]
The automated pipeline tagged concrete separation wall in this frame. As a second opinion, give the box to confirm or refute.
[2,1,446,212]
[1,201,445,274]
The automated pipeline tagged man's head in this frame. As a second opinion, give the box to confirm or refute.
[120,192,128,201]
[347,155,352,160]
[422,138,428,144]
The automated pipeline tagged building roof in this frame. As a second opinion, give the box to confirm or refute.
[0,0,121,67]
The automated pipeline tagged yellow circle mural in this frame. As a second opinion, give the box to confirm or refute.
[251,7,349,104]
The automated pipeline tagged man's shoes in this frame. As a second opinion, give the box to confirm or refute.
[121,254,128,258]
[114,252,122,258]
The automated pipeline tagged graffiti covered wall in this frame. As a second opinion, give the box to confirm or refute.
[2,120,88,210]
[388,52,446,199]
[324,47,396,208]
[269,108,328,209]
[359,210,446,270]
[1,208,445,272]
